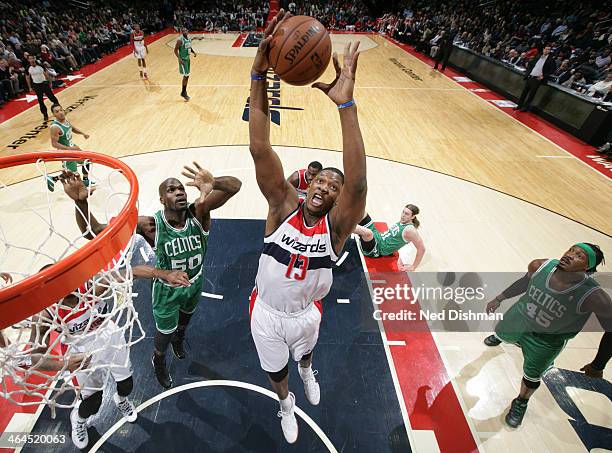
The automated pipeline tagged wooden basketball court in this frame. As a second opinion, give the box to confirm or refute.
[0,31,610,453]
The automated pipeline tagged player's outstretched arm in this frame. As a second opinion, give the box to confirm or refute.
[248,9,297,214]
[71,124,89,139]
[59,171,106,238]
[313,42,367,247]
[182,162,241,231]
[580,290,612,378]
[485,259,544,313]
[287,171,299,189]
[398,229,426,272]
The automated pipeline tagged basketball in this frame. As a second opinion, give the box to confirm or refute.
[268,15,332,86]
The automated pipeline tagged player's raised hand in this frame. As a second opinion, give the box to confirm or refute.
[312,41,360,106]
[251,9,290,75]
[59,170,94,201]
[182,162,214,195]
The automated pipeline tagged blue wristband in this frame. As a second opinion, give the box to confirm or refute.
[337,100,355,109]
[251,74,266,81]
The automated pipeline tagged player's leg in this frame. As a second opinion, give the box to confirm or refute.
[141,58,148,78]
[79,161,94,187]
[505,333,565,428]
[151,283,179,388]
[106,328,138,422]
[181,75,190,100]
[172,289,199,359]
[354,214,380,256]
[70,356,105,449]
[292,303,322,406]
[250,301,297,443]
[137,57,143,78]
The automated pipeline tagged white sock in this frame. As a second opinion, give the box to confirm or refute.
[279,394,293,412]
[116,394,127,403]
[143,68,147,74]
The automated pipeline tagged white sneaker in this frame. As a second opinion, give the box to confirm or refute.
[70,407,89,449]
[277,392,298,444]
[113,393,137,423]
[299,365,320,406]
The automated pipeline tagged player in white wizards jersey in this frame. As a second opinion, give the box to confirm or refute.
[131,24,148,78]
[27,274,137,450]
[248,10,367,444]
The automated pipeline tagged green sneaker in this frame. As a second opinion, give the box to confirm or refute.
[505,397,528,428]
[46,176,56,192]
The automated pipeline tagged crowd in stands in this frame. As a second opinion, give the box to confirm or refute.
[173,1,269,32]
[1,0,610,108]
[382,0,611,99]
[0,0,163,106]
[280,1,373,31]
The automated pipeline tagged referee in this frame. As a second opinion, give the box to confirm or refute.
[25,54,59,121]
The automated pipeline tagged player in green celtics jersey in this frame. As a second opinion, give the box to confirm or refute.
[60,162,241,389]
[174,28,203,101]
[354,204,426,271]
[484,243,611,428]
[143,163,240,388]
[48,104,91,192]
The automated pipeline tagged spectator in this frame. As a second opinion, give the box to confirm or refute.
[553,59,572,83]
[504,49,523,66]
[562,70,587,91]
[587,71,612,98]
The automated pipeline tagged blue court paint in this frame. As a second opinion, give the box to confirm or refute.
[23,219,410,452]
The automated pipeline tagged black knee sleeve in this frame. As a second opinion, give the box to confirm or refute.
[154,331,173,354]
[79,390,103,418]
[267,364,289,383]
[522,377,541,389]
[116,376,133,397]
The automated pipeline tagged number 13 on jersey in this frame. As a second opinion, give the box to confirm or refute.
[286,254,309,280]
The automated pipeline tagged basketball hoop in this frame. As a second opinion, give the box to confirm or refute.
[0,151,144,414]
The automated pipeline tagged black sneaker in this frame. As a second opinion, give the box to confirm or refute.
[181,92,190,101]
[171,335,186,360]
[505,397,528,428]
[484,334,502,346]
[151,354,173,389]
[595,143,610,154]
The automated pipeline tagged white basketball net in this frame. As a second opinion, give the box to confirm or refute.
[0,158,146,417]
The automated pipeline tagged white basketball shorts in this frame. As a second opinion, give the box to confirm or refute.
[250,292,322,373]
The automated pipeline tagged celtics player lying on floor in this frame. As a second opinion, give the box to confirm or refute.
[484,243,611,428]
[59,166,241,389]
[354,204,426,271]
